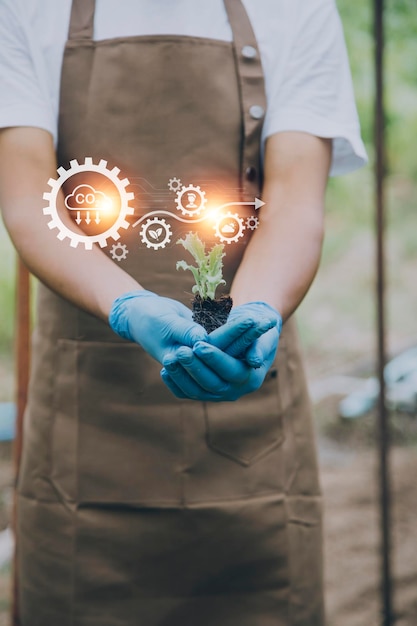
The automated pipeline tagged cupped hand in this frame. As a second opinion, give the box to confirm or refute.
[160,324,279,402]
[208,300,282,366]
[109,290,208,364]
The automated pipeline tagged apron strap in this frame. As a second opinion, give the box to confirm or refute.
[68,0,96,41]
[223,0,267,200]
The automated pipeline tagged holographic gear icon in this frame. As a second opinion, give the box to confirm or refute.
[140,217,172,250]
[43,157,135,250]
[245,215,260,230]
[110,242,129,262]
[175,184,207,217]
[214,212,245,244]
[168,177,182,192]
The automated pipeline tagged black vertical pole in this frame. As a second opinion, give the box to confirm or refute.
[374,0,394,624]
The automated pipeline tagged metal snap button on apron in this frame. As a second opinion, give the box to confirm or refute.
[242,45,257,59]
[249,104,265,120]
[245,166,257,181]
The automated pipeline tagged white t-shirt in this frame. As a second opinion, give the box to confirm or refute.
[0,0,367,176]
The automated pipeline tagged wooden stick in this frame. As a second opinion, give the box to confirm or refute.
[11,257,31,626]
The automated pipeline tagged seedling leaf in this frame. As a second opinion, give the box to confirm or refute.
[177,233,226,300]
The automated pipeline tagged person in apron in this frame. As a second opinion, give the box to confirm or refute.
[0,0,366,624]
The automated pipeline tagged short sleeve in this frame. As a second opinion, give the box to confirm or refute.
[0,0,55,137]
[263,0,368,176]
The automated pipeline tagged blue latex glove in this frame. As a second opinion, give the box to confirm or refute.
[161,301,282,402]
[209,301,282,366]
[109,290,208,364]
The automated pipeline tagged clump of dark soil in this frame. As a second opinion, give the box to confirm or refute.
[192,294,233,333]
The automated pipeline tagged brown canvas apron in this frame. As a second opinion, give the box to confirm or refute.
[16,1,325,624]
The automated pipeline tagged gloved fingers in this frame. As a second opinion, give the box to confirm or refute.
[162,353,225,401]
[163,348,269,401]
[160,368,188,399]
[207,316,255,351]
[193,341,251,384]
[245,327,280,368]
[168,346,229,396]
[221,317,276,358]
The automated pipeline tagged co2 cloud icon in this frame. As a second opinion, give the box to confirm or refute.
[65,182,111,209]
[64,184,113,226]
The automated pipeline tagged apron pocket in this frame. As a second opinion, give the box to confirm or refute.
[204,365,283,466]
[52,339,184,506]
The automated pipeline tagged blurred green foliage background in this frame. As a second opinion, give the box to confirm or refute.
[298,0,417,372]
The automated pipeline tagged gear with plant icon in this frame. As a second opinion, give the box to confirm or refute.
[140,217,172,250]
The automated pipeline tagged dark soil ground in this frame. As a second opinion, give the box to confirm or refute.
[319,436,417,626]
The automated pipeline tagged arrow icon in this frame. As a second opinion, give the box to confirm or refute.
[216,198,265,211]
[75,211,82,225]
[85,211,91,225]
[132,197,265,228]
[95,211,101,224]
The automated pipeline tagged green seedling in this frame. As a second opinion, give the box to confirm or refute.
[176,232,232,332]
[176,232,226,300]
